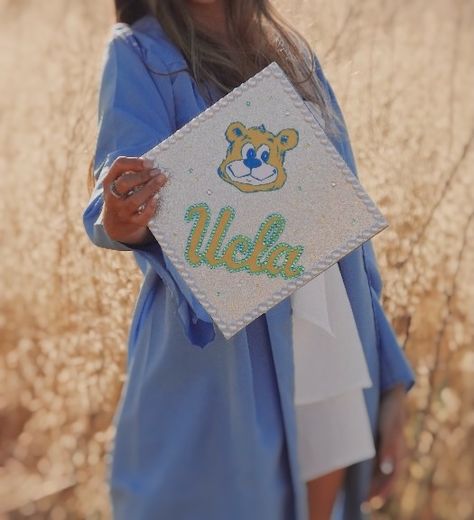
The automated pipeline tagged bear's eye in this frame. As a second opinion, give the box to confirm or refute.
[256,145,270,163]
[241,142,256,159]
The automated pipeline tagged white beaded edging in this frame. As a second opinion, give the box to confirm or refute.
[145,62,388,340]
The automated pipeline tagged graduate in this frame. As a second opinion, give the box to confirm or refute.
[83,1,416,518]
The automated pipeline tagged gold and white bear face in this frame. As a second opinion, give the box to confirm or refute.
[218,122,299,193]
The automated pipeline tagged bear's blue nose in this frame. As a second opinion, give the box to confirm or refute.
[243,148,261,169]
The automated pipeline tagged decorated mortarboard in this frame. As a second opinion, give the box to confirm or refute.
[144,62,387,340]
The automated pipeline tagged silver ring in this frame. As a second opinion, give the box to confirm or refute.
[110,179,125,199]
[137,203,146,215]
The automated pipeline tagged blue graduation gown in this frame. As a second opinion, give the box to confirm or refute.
[83,15,415,520]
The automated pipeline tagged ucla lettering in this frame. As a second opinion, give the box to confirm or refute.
[184,203,304,280]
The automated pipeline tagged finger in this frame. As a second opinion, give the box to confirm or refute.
[378,412,404,467]
[378,440,397,473]
[368,465,397,501]
[114,168,162,195]
[376,472,397,501]
[373,451,404,501]
[104,156,154,187]
[130,195,159,225]
[368,470,390,501]
[368,456,395,498]
[379,440,407,500]
[368,436,404,500]
[124,174,167,211]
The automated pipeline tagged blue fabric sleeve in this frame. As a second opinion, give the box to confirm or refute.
[313,55,415,393]
[82,26,215,347]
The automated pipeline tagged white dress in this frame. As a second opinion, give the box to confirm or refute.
[292,102,375,482]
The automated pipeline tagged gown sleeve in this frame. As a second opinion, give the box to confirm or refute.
[312,54,416,392]
[82,26,215,347]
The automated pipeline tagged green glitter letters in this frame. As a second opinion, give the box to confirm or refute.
[184,202,304,280]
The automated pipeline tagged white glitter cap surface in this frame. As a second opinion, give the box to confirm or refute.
[145,62,388,339]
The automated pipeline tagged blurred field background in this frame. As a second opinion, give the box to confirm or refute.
[0,0,473,518]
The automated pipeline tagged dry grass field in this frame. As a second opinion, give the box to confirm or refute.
[0,0,473,518]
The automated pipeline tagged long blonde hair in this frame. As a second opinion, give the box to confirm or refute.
[116,0,339,123]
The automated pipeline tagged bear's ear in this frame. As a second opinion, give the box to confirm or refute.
[225,122,247,143]
[277,128,299,152]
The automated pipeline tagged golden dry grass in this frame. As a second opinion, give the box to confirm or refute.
[0,0,473,518]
